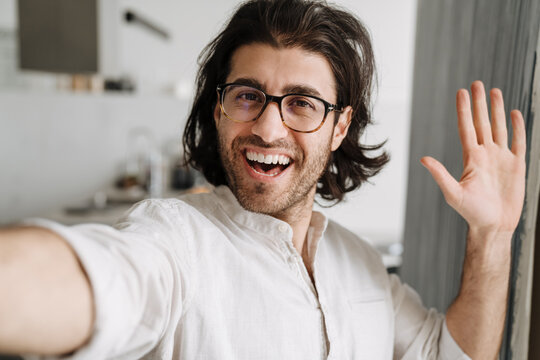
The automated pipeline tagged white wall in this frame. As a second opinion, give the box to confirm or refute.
[316,0,417,245]
[0,92,189,224]
[0,0,418,246]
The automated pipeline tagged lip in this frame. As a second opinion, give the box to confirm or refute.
[241,148,293,182]
[243,147,293,160]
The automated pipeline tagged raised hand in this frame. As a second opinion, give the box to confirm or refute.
[421,81,526,234]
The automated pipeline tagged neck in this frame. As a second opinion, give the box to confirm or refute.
[272,187,316,256]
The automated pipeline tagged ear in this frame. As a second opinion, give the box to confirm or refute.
[214,101,222,126]
[330,106,352,151]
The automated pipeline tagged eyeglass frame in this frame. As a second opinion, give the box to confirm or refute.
[216,83,344,133]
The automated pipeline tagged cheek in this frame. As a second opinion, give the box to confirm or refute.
[298,127,333,151]
[217,121,253,147]
[293,134,326,165]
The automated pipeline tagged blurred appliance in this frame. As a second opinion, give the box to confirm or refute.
[17,0,169,76]
[18,0,100,74]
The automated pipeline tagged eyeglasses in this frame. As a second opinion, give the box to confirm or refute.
[216,83,343,133]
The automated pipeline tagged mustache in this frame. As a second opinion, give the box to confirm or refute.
[232,135,296,151]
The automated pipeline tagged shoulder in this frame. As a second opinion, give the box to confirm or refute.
[324,219,383,264]
[113,191,220,235]
[121,191,218,219]
[322,219,388,286]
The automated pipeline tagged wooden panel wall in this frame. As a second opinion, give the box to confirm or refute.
[528,206,540,358]
[400,0,540,358]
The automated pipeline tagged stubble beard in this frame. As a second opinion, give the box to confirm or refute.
[218,133,332,218]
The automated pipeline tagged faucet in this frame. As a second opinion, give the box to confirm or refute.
[126,127,163,198]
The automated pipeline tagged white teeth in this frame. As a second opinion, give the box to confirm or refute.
[245,151,291,165]
[264,154,273,164]
[246,151,256,161]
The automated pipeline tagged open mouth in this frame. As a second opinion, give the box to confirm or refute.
[245,150,292,177]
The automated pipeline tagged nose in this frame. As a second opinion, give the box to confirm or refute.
[250,102,289,143]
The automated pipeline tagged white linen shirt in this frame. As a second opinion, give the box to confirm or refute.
[26,186,470,360]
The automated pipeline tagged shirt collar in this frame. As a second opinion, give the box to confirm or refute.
[212,185,328,246]
[213,185,291,239]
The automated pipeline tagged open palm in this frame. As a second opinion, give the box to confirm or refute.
[421,81,526,233]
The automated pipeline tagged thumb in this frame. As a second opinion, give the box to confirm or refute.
[420,156,462,208]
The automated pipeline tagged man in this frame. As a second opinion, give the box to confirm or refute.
[0,0,526,359]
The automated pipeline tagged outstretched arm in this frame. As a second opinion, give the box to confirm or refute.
[0,226,94,355]
[421,81,526,359]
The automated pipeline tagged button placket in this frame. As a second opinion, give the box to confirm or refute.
[275,223,329,359]
[278,237,320,308]
[311,241,333,358]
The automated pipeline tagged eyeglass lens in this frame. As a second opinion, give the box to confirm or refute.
[221,85,326,132]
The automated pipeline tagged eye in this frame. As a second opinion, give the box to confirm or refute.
[238,91,262,102]
[296,99,312,108]
[288,96,315,110]
[229,86,264,103]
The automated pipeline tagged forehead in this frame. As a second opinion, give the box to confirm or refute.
[226,43,337,101]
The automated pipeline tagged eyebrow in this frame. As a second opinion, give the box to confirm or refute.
[230,77,263,89]
[230,77,323,98]
[282,85,321,98]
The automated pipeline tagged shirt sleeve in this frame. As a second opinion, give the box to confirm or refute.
[21,199,192,360]
[390,274,471,360]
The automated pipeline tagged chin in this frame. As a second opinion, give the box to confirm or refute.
[232,182,285,214]
[231,180,315,217]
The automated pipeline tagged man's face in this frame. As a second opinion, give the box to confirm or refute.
[214,43,351,217]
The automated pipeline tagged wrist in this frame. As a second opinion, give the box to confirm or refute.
[467,226,514,246]
[465,228,512,271]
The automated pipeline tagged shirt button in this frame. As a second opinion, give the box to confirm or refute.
[278,223,288,233]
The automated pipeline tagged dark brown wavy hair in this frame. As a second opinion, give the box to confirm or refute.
[183,0,389,204]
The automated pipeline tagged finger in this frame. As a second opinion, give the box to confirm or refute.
[421,156,462,208]
[456,89,477,151]
[490,88,508,147]
[510,110,526,158]
[471,81,493,144]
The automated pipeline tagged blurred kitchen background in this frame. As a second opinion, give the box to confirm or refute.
[0,0,416,265]
[1,0,540,359]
